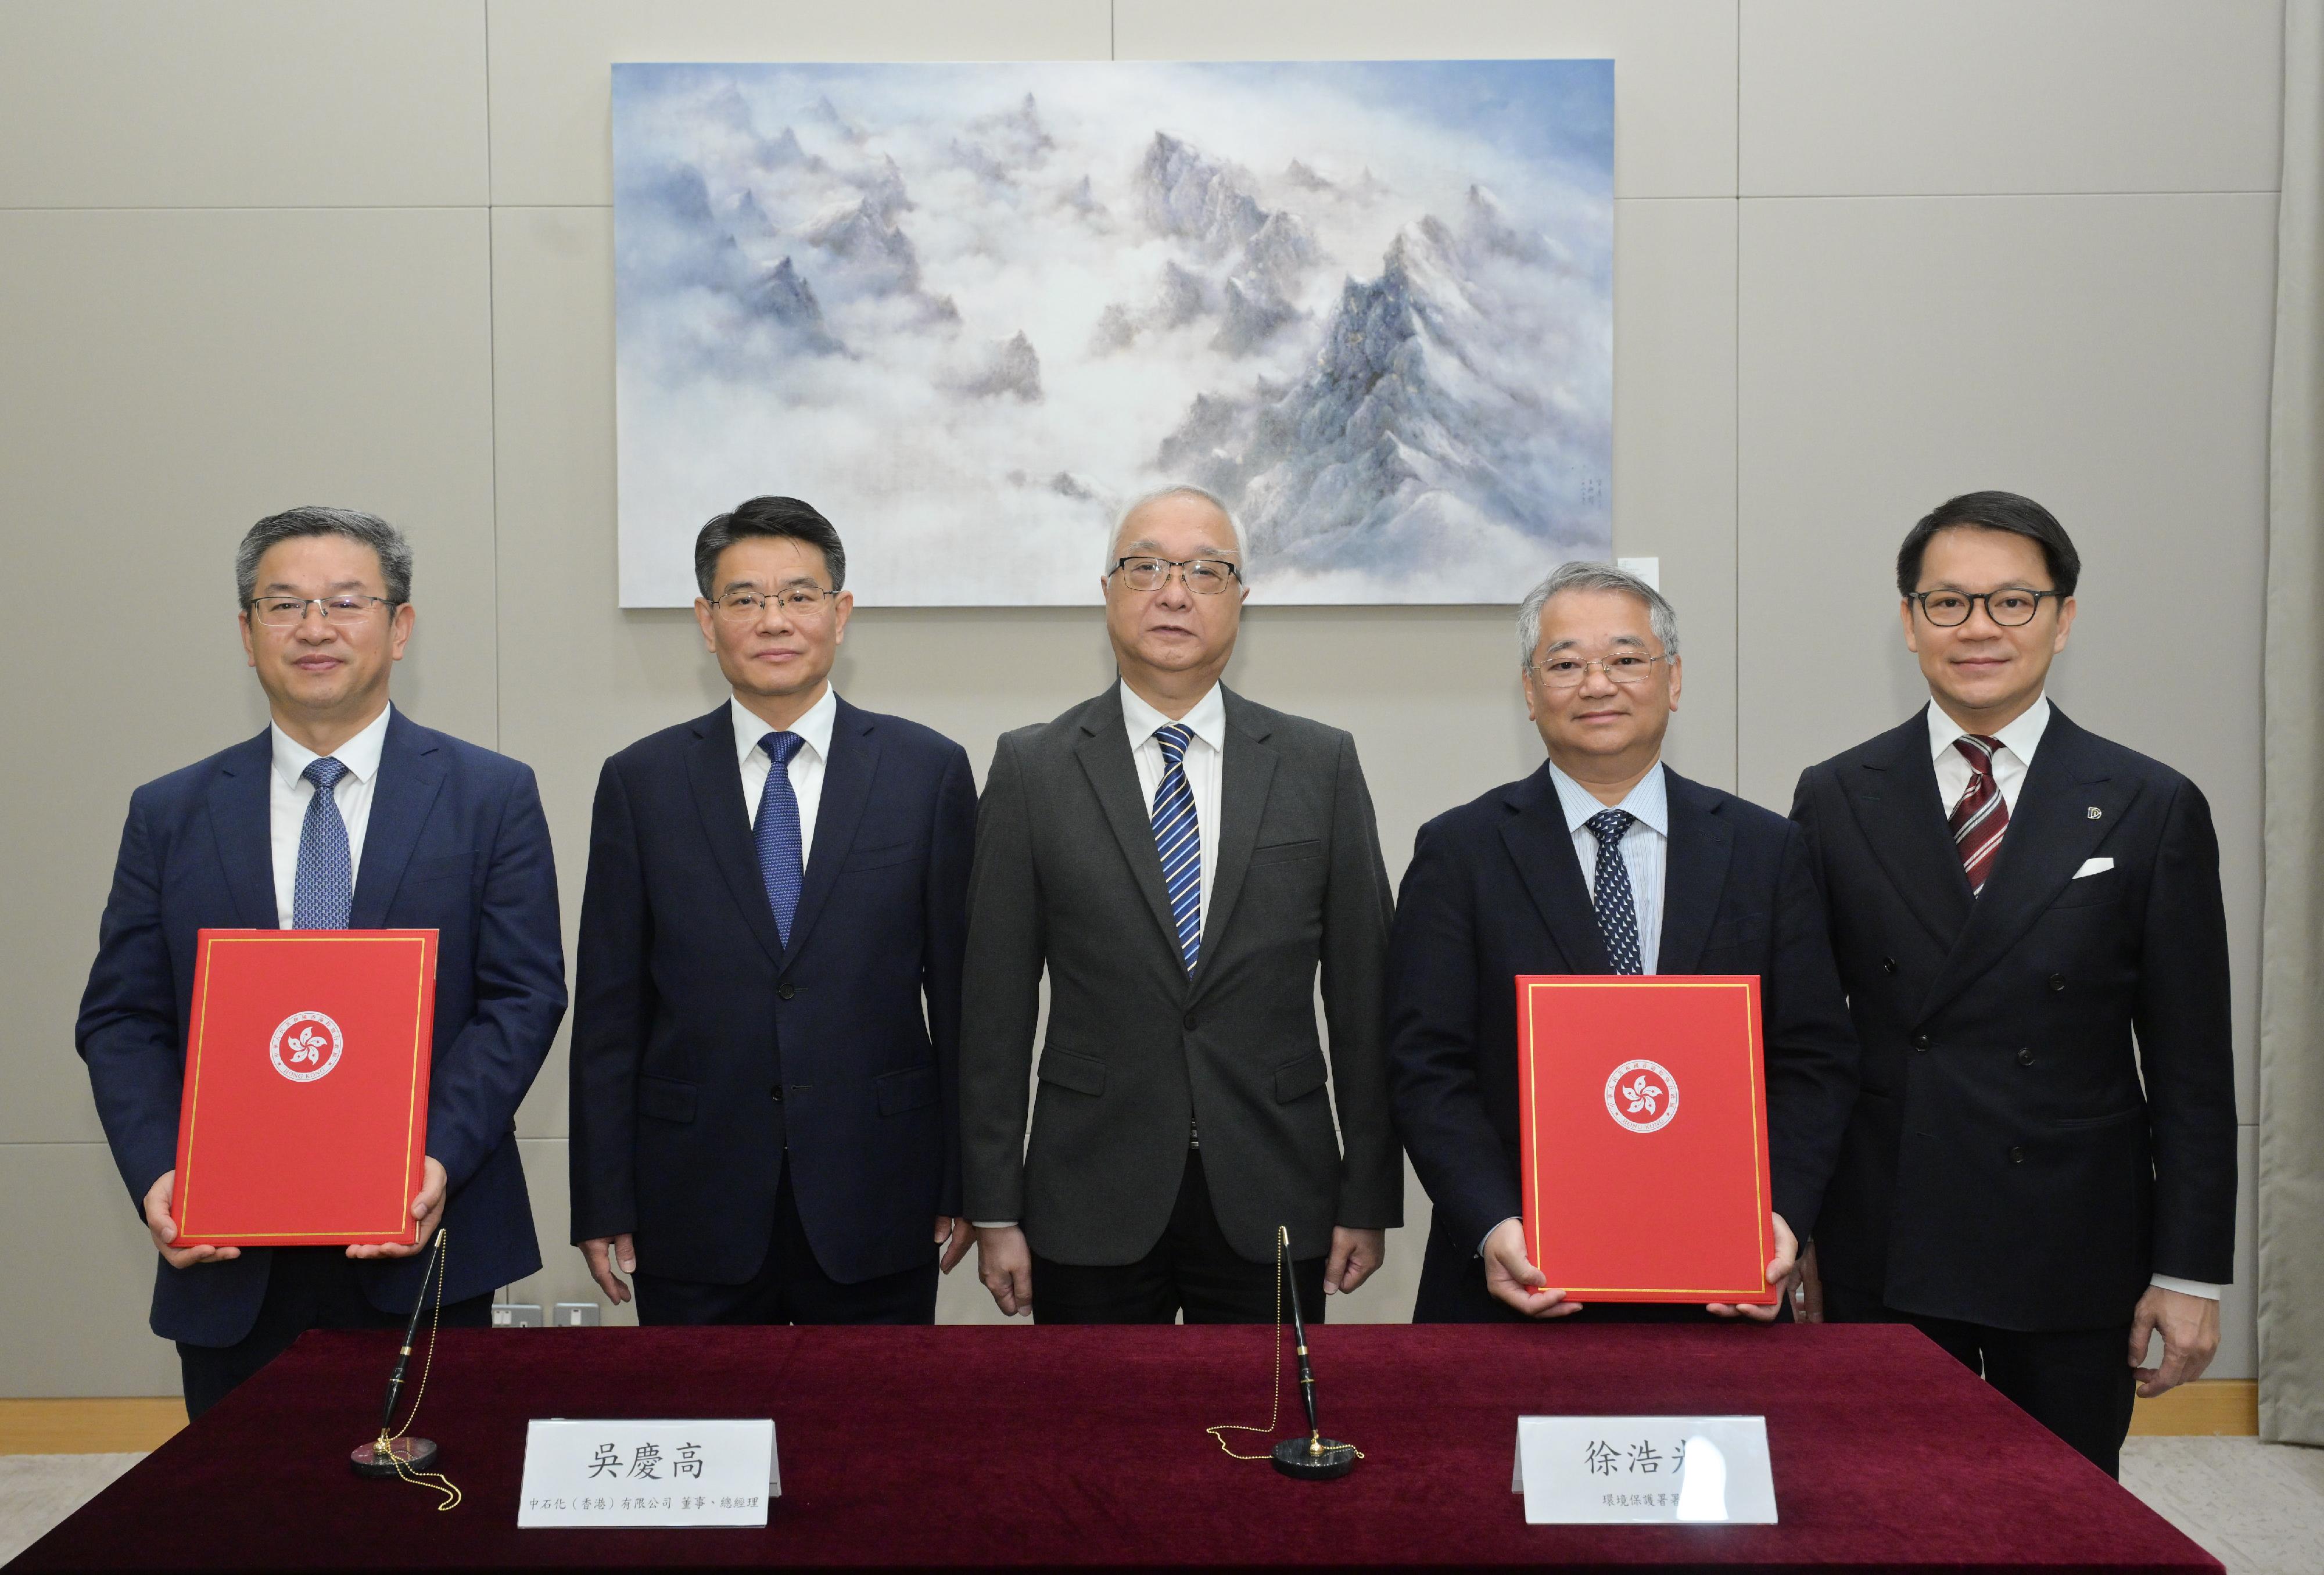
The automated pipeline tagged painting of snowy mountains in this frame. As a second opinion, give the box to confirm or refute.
[612,60,1612,606]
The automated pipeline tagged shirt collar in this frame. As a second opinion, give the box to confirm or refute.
[731,684,838,770]
[271,704,393,790]
[1118,678,1227,755]
[1925,693,2052,765]
[1544,758,1669,838]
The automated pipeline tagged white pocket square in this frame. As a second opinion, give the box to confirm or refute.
[2074,857,2115,878]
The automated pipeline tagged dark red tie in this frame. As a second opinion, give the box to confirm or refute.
[1949,736,2009,895]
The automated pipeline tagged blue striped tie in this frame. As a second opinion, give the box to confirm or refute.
[1151,723,1202,973]
[292,757,353,929]
[754,731,806,945]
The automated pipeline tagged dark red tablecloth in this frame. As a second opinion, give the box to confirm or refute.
[15,1323,2215,1573]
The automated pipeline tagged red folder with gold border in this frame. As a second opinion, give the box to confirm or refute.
[1515,975,1777,1304]
[171,929,437,1248]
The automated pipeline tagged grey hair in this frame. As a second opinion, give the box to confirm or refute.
[1106,484,1246,572]
[236,507,413,606]
[1515,561,1681,668]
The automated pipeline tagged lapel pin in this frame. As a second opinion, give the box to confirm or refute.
[2087,806,2103,820]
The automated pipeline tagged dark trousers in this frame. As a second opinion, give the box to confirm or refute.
[632,1158,937,1326]
[1031,1150,1326,1324]
[177,1245,490,1420]
[1413,1219,1794,1325]
[1821,1279,2137,1477]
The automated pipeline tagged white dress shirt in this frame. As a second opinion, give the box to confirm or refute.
[1545,759,1670,976]
[1120,679,1227,937]
[1923,695,2219,1304]
[733,686,837,866]
[268,704,393,930]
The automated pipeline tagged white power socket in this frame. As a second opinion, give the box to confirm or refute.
[553,1302,602,1327]
[491,1303,544,1328]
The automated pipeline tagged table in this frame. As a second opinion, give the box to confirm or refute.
[15,1323,2218,1572]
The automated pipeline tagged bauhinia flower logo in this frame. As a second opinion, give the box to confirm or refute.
[1604,1059,1680,1134]
[269,1011,345,1083]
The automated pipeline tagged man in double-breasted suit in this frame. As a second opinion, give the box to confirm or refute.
[1388,562,1860,1324]
[961,485,1402,1323]
[569,496,977,1324]
[1792,491,2236,1476]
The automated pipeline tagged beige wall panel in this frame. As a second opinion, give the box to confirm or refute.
[1735,193,2273,1129]
[485,0,1113,207]
[0,0,486,208]
[0,208,497,1149]
[1113,0,1737,200]
[499,1136,637,1326]
[2211,1124,2258,1380]
[0,1145,181,1397]
[1739,0,2284,198]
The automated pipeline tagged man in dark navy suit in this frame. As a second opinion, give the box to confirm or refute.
[569,496,975,1325]
[77,506,567,1418]
[1388,562,1859,1325]
[1792,492,2236,1476]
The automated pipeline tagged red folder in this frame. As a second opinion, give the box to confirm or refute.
[1515,975,1777,1304]
[172,930,437,1247]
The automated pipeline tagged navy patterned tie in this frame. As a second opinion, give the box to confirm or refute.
[1586,808,1643,975]
[754,731,806,945]
[292,757,353,928]
[1152,723,1203,973]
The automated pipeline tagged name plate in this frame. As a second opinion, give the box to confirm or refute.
[518,1419,779,1528]
[1512,1415,1776,1524]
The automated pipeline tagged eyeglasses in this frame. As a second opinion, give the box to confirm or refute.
[247,595,396,627]
[1108,556,1243,595]
[1907,589,2061,628]
[1531,652,1672,690]
[710,587,839,621]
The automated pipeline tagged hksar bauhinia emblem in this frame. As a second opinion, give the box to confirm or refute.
[270,1010,345,1083]
[1604,1058,1679,1134]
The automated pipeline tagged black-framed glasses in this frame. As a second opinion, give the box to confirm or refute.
[1907,589,2062,628]
[1532,651,1673,690]
[1108,556,1243,595]
[710,587,839,621]
[246,595,397,627]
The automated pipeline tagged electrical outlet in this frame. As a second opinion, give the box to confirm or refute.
[553,1302,602,1328]
[492,1303,544,1328]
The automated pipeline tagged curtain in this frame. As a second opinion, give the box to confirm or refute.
[2258,0,2324,1448]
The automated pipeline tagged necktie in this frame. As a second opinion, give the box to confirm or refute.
[755,731,807,945]
[1950,734,2010,896]
[1152,723,1202,973]
[1586,808,1643,975]
[292,757,353,929]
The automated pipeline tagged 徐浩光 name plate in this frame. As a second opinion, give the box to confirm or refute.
[1512,1415,1775,1524]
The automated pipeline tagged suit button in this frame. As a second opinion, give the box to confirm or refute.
[2047,974,2066,993]
[1912,1034,1931,1052]
[2009,1146,2025,1164]
[1880,957,1899,975]
[2017,1047,2035,1066]
[769,1086,784,1103]
[778,982,797,1000]
[1183,1010,1197,1031]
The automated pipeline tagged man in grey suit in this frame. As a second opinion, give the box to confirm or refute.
[962,486,1401,1322]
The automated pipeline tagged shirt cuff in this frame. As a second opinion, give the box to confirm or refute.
[2149,1274,2223,1300]
[1479,1217,1520,1258]
[971,1221,1017,1230]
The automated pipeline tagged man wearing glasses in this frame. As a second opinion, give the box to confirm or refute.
[1791,491,2235,1476]
[77,507,567,1415]
[1387,562,1859,1323]
[962,485,1401,1323]
[570,496,976,1325]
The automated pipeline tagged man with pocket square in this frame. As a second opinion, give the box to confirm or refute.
[569,496,977,1324]
[1791,491,2236,1476]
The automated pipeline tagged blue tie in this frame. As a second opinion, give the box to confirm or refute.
[1152,724,1202,973]
[293,757,353,929]
[754,732,806,945]
[1586,808,1643,975]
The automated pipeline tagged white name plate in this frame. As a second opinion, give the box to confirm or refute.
[518,1419,779,1529]
[1512,1415,1776,1525]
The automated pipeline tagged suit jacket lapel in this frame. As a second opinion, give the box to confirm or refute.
[206,730,278,929]
[350,711,447,928]
[1190,688,1277,1000]
[782,698,878,964]
[1842,712,1974,949]
[1918,708,2140,1020]
[1073,688,1184,964]
[686,705,787,969]
[1497,765,1609,973]
[1655,769,1734,975]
